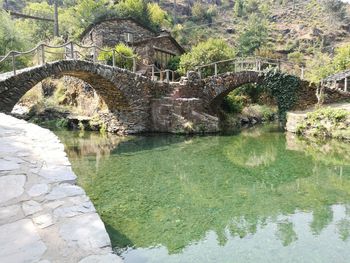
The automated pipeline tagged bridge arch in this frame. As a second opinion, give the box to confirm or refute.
[201,71,264,111]
[0,60,154,113]
[0,60,155,133]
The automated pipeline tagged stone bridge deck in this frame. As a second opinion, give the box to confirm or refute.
[0,113,122,263]
[1,59,350,134]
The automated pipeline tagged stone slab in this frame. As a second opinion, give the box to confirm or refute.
[0,174,26,204]
[0,219,47,262]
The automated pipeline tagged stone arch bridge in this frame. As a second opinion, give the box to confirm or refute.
[1,60,349,134]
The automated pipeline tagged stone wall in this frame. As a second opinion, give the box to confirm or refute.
[81,18,156,47]
[0,113,122,262]
[134,35,184,67]
[0,60,155,134]
[292,81,350,111]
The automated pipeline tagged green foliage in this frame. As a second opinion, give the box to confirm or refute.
[191,2,217,23]
[221,94,244,114]
[305,51,333,83]
[332,45,350,72]
[98,43,136,70]
[147,3,171,29]
[23,2,54,41]
[234,83,265,103]
[167,56,180,71]
[260,70,301,124]
[297,107,350,139]
[115,0,150,26]
[306,44,350,83]
[178,38,236,75]
[306,107,348,123]
[287,51,304,65]
[0,9,30,72]
[234,0,244,17]
[56,118,69,129]
[237,14,268,55]
[60,0,116,38]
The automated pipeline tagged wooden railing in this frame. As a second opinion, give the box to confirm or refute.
[1,42,315,85]
[192,57,306,79]
[321,70,350,93]
[0,41,138,76]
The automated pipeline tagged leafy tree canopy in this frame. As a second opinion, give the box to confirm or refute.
[178,38,236,75]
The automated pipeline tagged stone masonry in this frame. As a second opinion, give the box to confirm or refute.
[1,61,350,134]
[0,113,122,263]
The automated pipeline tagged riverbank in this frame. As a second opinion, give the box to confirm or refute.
[0,113,122,262]
[286,103,350,141]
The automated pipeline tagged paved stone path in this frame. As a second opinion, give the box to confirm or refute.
[0,113,122,263]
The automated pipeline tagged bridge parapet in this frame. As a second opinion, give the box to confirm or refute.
[192,56,306,80]
[322,69,350,93]
[0,41,138,78]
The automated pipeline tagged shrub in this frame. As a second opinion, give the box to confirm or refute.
[221,94,245,114]
[98,43,136,70]
[147,3,171,28]
[178,38,236,75]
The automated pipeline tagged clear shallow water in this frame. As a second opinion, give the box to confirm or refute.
[55,126,350,263]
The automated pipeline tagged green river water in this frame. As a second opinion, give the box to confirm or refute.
[55,125,350,263]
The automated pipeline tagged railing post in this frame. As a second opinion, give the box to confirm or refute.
[160,70,163,81]
[214,63,218,76]
[41,44,45,65]
[11,53,16,76]
[112,50,116,67]
[172,71,175,82]
[37,46,40,65]
[151,65,155,81]
[198,69,202,79]
[70,42,74,60]
[345,77,348,92]
[132,57,136,73]
[165,69,170,83]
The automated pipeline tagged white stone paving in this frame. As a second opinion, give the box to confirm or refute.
[0,113,122,263]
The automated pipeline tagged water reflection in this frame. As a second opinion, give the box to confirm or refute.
[57,126,350,263]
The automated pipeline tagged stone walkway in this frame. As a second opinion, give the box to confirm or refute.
[0,113,122,263]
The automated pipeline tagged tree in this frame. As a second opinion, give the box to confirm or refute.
[0,9,30,72]
[115,0,149,25]
[237,14,268,55]
[178,38,236,75]
[332,45,350,72]
[147,3,171,29]
[60,0,115,39]
[305,51,332,83]
[21,2,54,42]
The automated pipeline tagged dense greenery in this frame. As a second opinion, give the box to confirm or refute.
[97,43,136,70]
[260,70,301,124]
[297,107,350,140]
[237,13,269,55]
[306,45,350,82]
[0,8,30,71]
[178,38,236,75]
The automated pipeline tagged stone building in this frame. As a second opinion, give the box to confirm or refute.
[80,18,185,72]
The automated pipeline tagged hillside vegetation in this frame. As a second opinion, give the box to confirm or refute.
[1,0,350,82]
